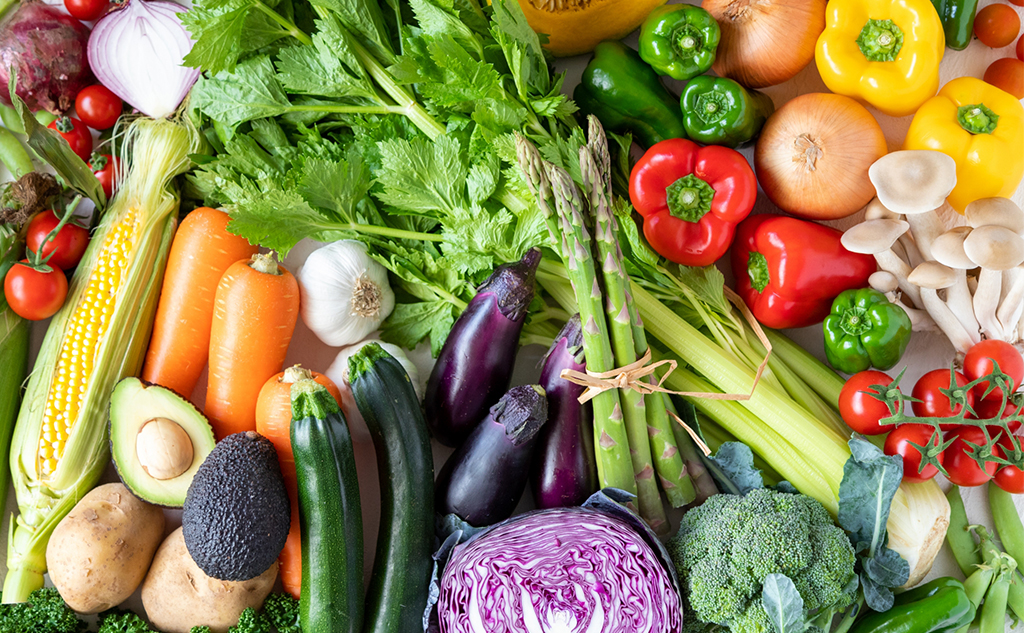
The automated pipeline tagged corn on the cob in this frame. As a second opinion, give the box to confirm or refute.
[2,118,196,602]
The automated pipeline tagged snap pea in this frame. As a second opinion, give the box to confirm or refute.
[975,524,1024,623]
[955,565,995,633]
[0,104,23,134]
[0,127,33,177]
[946,485,983,576]
[990,483,1024,571]
[980,566,1011,633]
[33,111,56,127]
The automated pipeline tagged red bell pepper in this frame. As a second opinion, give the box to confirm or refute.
[732,214,877,329]
[629,138,756,267]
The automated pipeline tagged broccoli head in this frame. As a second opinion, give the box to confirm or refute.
[668,488,857,633]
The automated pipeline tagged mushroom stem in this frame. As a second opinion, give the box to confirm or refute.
[905,211,943,261]
[974,269,1005,340]
[920,289,976,354]
[997,270,1024,335]
[898,234,925,269]
[895,299,939,332]
[946,269,981,344]
[875,251,922,307]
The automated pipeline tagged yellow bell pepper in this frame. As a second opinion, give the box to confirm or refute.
[815,0,944,117]
[904,77,1024,213]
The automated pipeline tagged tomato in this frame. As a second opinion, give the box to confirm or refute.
[47,117,93,162]
[912,369,974,427]
[963,339,1024,402]
[74,85,122,130]
[64,0,108,21]
[995,465,1024,493]
[945,426,1001,487]
[974,4,1021,49]
[1018,34,1024,61]
[1011,0,1024,7]
[25,210,90,271]
[885,424,944,483]
[839,371,898,435]
[90,154,122,199]
[973,398,1023,433]
[4,261,68,320]
[984,58,1024,99]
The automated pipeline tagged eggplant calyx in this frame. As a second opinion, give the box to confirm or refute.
[490,384,548,446]
[479,248,542,322]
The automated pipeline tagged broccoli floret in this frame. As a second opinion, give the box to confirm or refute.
[668,488,857,633]
[228,607,272,633]
[261,593,300,633]
[97,608,154,633]
[0,588,87,633]
[189,627,212,633]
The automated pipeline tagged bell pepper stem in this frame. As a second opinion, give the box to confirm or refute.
[665,174,715,223]
[958,104,999,135]
[857,19,904,62]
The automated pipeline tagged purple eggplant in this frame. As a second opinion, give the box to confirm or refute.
[425,248,541,447]
[435,384,548,526]
[530,315,598,509]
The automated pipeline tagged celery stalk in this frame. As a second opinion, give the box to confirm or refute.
[765,328,845,410]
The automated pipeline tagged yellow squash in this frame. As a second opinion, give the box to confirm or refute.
[515,0,667,57]
[815,0,943,117]
[904,77,1024,213]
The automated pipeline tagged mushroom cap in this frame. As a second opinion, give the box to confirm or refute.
[965,197,1024,234]
[931,227,976,270]
[963,225,1024,271]
[869,271,899,293]
[841,219,911,255]
[908,261,957,289]
[862,197,901,221]
[868,151,957,215]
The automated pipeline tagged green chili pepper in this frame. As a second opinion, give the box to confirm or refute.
[679,76,774,148]
[574,41,688,150]
[823,288,913,374]
[850,585,976,633]
[895,576,966,605]
[638,4,720,82]
[930,0,979,51]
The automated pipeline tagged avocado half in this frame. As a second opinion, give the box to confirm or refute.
[109,377,216,507]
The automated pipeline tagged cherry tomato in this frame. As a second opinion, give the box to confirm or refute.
[974,4,1021,49]
[984,58,1024,99]
[973,398,1023,433]
[90,154,121,199]
[839,371,898,435]
[1011,0,1024,7]
[963,339,1024,402]
[4,260,68,320]
[1018,34,1024,61]
[945,426,1002,487]
[994,465,1024,493]
[64,0,108,21]
[25,210,90,271]
[912,369,974,427]
[885,424,944,483]
[74,85,122,130]
[47,117,93,162]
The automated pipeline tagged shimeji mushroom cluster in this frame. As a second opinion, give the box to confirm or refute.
[842,150,1024,357]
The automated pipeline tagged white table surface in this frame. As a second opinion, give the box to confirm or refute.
[2,0,1023,628]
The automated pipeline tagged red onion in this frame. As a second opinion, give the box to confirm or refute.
[0,1,93,114]
[87,0,199,119]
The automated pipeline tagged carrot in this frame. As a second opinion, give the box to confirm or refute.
[256,365,342,599]
[205,252,300,440]
[141,207,258,398]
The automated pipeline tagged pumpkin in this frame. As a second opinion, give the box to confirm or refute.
[515,0,668,57]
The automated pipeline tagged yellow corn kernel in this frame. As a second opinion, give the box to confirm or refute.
[36,209,140,478]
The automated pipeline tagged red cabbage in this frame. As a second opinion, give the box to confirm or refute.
[437,506,683,632]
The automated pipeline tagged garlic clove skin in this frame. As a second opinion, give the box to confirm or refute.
[297,240,396,348]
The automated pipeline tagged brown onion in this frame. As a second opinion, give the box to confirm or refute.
[704,0,825,89]
[754,93,887,220]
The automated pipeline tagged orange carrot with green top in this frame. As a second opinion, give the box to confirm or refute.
[141,207,258,397]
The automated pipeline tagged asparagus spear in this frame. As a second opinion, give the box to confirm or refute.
[583,117,695,508]
[517,140,636,496]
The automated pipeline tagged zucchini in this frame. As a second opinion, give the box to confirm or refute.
[290,379,363,633]
[348,343,434,633]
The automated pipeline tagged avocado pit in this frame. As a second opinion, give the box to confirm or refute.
[136,417,194,480]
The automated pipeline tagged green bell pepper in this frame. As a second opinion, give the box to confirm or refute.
[823,288,912,375]
[850,584,976,633]
[639,4,720,81]
[574,41,687,149]
[931,0,979,51]
[679,76,775,148]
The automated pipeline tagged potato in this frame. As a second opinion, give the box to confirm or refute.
[141,527,278,633]
[45,482,165,614]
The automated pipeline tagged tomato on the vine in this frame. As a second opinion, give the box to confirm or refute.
[839,370,897,435]
[944,426,1001,487]
[912,369,973,428]
[973,397,1023,434]
[974,4,1021,49]
[25,210,90,271]
[994,465,1024,493]
[885,424,944,483]
[984,58,1024,99]
[74,85,122,130]
[64,0,108,20]
[963,339,1024,402]
[4,261,68,320]
[47,117,93,162]
[90,154,121,200]
[1018,34,1024,61]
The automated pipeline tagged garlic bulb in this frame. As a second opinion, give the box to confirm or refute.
[298,240,395,347]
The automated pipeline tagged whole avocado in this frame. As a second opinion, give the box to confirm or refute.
[182,431,291,581]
